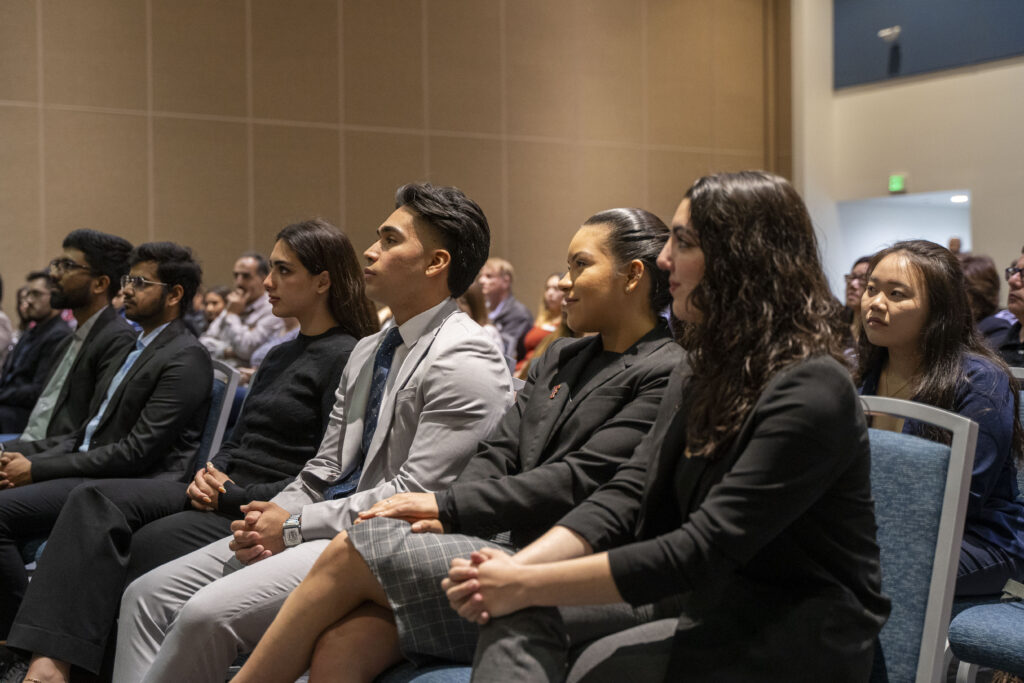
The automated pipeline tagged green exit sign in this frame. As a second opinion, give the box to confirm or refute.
[888,174,906,193]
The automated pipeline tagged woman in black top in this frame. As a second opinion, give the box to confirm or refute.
[232,209,683,683]
[447,172,890,682]
[5,219,377,683]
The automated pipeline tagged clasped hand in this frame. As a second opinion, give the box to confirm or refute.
[442,548,528,625]
[228,500,289,565]
[187,462,232,511]
[355,492,444,533]
[0,452,32,488]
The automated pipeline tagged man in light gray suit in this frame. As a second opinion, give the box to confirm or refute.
[115,183,514,683]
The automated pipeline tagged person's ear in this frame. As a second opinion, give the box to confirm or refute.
[624,260,645,294]
[92,274,110,297]
[425,249,452,280]
[315,270,331,295]
[165,284,185,310]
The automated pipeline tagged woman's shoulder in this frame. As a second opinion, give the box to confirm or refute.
[758,355,861,421]
[960,353,1013,402]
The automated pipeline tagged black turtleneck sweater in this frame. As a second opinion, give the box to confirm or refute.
[212,326,357,514]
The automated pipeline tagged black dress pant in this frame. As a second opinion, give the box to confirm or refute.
[0,477,87,637]
[4,478,196,674]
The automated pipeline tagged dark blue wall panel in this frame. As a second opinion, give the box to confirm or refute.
[834,0,1024,88]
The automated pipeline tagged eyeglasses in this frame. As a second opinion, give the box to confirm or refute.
[844,274,867,285]
[120,275,169,291]
[49,257,93,275]
[1006,266,1024,282]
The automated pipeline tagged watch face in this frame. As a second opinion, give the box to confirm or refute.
[283,527,302,547]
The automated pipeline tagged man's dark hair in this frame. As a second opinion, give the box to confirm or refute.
[63,229,133,300]
[239,251,270,278]
[26,270,50,283]
[394,183,490,297]
[129,242,202,317]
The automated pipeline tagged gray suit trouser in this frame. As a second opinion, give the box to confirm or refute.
[114,534,330,683]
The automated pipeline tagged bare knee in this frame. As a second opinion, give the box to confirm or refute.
[308,530,354,577]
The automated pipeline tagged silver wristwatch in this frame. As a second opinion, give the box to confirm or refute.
[283,513,303,547]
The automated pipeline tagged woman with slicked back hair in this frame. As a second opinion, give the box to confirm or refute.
[450,172,889,682]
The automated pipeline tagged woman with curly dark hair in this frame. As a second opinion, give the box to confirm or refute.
[859,239,1024,596]
[442,171,890,682]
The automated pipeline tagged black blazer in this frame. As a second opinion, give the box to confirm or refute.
[38,305,137,439]
[0,315,72,412]
[437,322,683,548]
[20,318,212,483]
[561,356,891,682]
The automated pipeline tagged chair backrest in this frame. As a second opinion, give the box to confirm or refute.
[862,395,977,683]
[195,359,239,470]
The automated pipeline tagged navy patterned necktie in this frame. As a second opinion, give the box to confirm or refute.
[325,326,404,500]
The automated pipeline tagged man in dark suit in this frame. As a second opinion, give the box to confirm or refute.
[477,257,533,362]
[0,241,212,640]
[0,272,72,433]
[13,229,136,443]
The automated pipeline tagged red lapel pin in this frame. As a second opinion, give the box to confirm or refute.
[549,384,561,399]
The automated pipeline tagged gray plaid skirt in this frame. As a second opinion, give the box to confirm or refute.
[347,516,516,665]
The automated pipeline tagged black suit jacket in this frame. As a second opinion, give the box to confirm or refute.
[561,356,891,681]
[437,322,683,548]
[0,315,72,431]
[19,318,212,483]
[37,306,137,439]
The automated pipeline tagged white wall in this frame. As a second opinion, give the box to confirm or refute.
[837,196,971,267]
[791,0,1024,302]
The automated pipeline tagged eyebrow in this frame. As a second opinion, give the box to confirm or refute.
[269,258,293,268]
[377,225,404,238]
[868,276,913,289]
[567,250,593,261]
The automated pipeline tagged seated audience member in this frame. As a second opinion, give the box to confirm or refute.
[12,286,31,345]
[183,284,207,335]
[859,240,1024,596]
[448,172,889,681]
[841,255,871,354]
[14,230,136,444]
[959,253,1012,345]
[114,183,514,682]
[477,257,533,361]
[996,247,1024,366]
[457,282,504,356]
[514,272,564,374]
[231,208,682,683]
[0,242,212,642]
[1,220,379,683]
[0,272,72,434]
[200,252,283,365]
[0,273,12,370]
[202,285,229,326]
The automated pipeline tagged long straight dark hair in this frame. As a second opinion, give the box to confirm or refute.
[681,171,846,459]
[855,239,1024,457]
[276,219,379,339]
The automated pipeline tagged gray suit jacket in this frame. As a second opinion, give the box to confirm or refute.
[272,298,515,540]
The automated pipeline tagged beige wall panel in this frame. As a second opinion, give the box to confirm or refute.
[647,149,713,226]
[252,0,339,123]
[344,130,426,252]
[42,0,146,109]
[152,0,246,116]
[575,0,643,144]
[711,152,765,175]
[343,0,423,129]
[426,0,501,134]
[506,141,581,308]
[253,124,340,247]
[427,135,504,239]
[646,0,714,148]
[575,146,646,217]
[505,0,579,139]
[152,118,247,289]
[0,1,38,102]
[0,107,43,319]
[712,0,764,151]
[44,110,147,254]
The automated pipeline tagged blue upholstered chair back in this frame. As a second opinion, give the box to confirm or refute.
[862,396,977,683]
[194,359,239,471]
